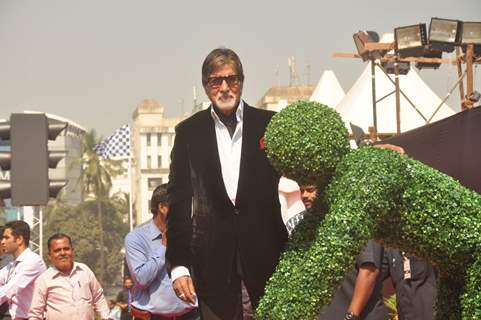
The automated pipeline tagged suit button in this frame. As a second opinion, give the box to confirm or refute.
[234,208,240,215]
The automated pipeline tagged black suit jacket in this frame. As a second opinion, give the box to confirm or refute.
[166,103,288,305]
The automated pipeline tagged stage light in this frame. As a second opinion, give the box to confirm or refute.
[353,30,381,61]
[415,50,443,70]
[395,24,428,57]
[429,17,462,52]
[381,61,411,75]
[461,21,481,55]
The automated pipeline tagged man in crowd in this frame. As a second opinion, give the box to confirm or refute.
[386,250,437,320]
[320,241,389,320]
[115,277,133,320]
[0,227,12,270]
[125,184,199,320]
[0,220,46,319]
[286,184,389,320]
[285,184,318,234]
[28,233,111,320]
[0,226,13,320]
[167,47,288,319]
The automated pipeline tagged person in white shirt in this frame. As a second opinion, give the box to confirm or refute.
[28,233,111,320]
[0,220,46,320]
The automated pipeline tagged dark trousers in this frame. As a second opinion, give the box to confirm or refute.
[132,307,199,320]
[198,252,254,320]
[0,301,9,320]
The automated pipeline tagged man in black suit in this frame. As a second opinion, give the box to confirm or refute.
[166,47,288,319]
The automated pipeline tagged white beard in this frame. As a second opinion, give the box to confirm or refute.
[214,95,237,113]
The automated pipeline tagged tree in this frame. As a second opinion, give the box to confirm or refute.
[78,130,123,284]
[44,197,128,285]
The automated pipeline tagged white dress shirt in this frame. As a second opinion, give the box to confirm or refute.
[171,101,245,282]
[0,248,46,318]
[210,100,244,204]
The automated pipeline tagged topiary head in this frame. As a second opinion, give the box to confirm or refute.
[265,101,350,189]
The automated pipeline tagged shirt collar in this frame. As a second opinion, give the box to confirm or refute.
[51,261,82,278]
[148,219,162,241]
[210,100,244,124]
[15,247,32,263]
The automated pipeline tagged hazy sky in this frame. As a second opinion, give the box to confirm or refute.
[1,0,480,136]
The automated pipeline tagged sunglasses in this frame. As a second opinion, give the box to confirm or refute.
[207,75,242,89]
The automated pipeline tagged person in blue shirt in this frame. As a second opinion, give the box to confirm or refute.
[125,184,199,320]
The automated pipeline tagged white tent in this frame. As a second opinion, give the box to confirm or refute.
[336,62,457,133]
[310,70,345,108]
[337,34,458,134]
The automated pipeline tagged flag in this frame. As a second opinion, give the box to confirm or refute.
[95,124,131,159]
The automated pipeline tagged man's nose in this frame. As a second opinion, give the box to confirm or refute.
[219,79,229,91]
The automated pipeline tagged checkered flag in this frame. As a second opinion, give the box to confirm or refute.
[95,124,131,159]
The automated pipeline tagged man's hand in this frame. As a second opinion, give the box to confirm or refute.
[374,143,405,155]
[173,275,196,304]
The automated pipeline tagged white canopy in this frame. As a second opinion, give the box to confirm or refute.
[310,70,345,108]
[336,33,457,134]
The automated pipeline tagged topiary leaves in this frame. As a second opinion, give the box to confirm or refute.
[265,101,350,187]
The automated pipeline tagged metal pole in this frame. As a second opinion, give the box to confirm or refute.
[39,207,43,258]
[456,47,465,108]
[466,44,474,109]
[394,62,401,134]
[376,90,396,104]
[370,61,378,138]
[128,155,133,231]
[428,70,467,123]
[377,63,428,122]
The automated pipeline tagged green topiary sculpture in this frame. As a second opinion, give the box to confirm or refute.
[256,101,481,320]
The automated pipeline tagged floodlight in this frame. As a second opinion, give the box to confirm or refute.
[461,21,481,55]
[353,30,381,61]
[381,61,411,75]
[415,50,443,70]
[395,24,428,57]
[429,17,462,52]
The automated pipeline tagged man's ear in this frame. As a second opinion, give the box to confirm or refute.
[157,203,164,215]
[159,203,169,216]
[16,235,25,246]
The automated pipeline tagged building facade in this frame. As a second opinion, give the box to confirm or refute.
[132,99,187,224]
[256,85,315,111]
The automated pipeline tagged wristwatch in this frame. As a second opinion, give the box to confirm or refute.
[344,311,360,320]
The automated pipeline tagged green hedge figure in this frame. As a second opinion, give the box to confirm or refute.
[256,101,481,320]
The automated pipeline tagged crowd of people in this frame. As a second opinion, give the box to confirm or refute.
[0,220,112,319]
[0,48,439,320]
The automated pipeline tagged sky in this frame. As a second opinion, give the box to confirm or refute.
[0,0,480,137]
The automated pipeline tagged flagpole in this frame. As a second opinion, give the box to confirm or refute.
[96,124,134,230]
[128,131,133,231]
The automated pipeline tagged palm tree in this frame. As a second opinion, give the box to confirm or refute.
[80,130,122,284]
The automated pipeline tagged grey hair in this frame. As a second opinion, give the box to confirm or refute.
[201,47,244,87]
